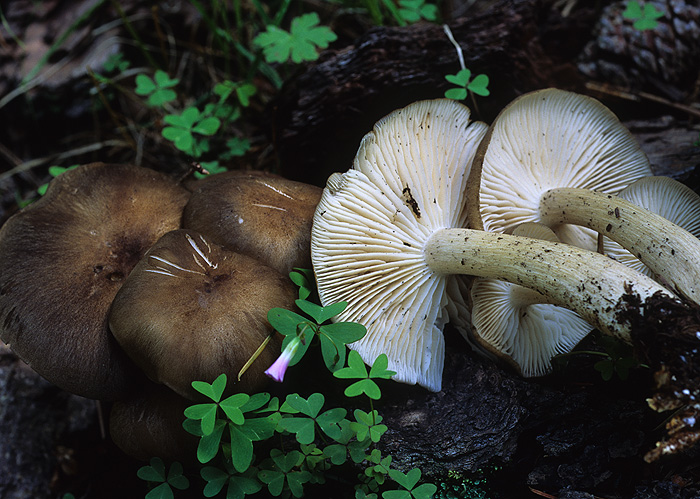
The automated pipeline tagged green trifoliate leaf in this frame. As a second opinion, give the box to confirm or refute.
[267,308,310,336]
[295,299,347,324]
[345,378,381,400]
[316,407,346,440]
[229,425,255,472]
[467,73,490,96]
[334,350,368,380]
[277,415,316,445]
[388,468,421,490]
[398,0,438,22]
[184,403,218,435]
[369,354,396,379]
[445,68,471,87]
[284,393,324,417]
[254,13,337,64]
[192,373,228,402]
[220,393,250,425]
[198,419,226,463]
[137,457,167,482]
[320,322,366,344]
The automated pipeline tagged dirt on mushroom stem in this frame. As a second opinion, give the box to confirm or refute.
[615,284,700,462]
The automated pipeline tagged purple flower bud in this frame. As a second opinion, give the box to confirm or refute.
[265,336,302,382]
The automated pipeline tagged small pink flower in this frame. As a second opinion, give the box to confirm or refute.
[265,336,301,383]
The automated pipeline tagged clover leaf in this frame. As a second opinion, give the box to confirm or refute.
[137,458,189,499]
[623,0,664,30]
[444,68,490,100]
[384,468,437,499]
[201,465,262,499]
[135,70,179,107]
[162,107,221,157]
[334,352,395,400]
[398,0,438,23]
[254,13,337,64]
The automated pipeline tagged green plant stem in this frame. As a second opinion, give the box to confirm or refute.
[380,0,407,26]
[86,68,136,149]
[109,0,159,69]
[366,0,384,24]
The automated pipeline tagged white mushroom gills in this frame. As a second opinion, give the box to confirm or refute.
[312,98,686,392]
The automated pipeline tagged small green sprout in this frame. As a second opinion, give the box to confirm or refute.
[37,164,79,195]
[385,468,438,499]
[137,457,189,499]
[135,70,179,106]
[214,80,257,108]
[593,335,643,381]
[334,351,395,400]
[221,137,251,160]
[161,107,221,157]
[623,0,664,31]
[397,0,439,23]
[254,13,337,64]
[444,68,490,100]
[258,449,312,497]
[103,52,130,73]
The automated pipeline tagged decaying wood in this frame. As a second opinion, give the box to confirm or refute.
[272,0,597,185]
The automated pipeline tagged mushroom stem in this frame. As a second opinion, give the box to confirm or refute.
[424,227,680,341]
[538,187,700,305]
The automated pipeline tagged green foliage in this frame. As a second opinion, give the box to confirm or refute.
[136,271,436,498]
[137,457,190,499]
[334,351,395,400]
[623,0,664,31]
[37,164,79,196]
[593,335,643,381]
[103,52,130,73]
[444,69,490,100]
[254,13,338,64]
[135,70,179,107]
[162,107,221,157]
[397,0,438,23]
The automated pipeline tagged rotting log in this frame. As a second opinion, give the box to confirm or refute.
[271,0,597,185]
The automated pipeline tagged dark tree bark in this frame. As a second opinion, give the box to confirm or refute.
[271,0,598,185]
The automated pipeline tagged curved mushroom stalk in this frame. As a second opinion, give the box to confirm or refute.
[470,223,594,377]
[313,98,700,398]
[470,88,700,306]
[538,186,700,304]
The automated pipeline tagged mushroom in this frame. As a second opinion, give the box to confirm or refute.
[0,163,190,400]
[109,381,198,462]
[469,88,700,305]
[600,176,700,278]
[469,223,593,377]
[183,171,323,275]
[108,229,296,400]
[311,98,695,392]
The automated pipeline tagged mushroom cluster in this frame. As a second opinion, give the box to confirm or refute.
[0,162,322,460]
[310,90,700,457]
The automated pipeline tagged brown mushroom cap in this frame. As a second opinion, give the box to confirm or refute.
[109,381,198,462]
[0,163,190,400]
[183,171,322,275]
[108,229,295,400]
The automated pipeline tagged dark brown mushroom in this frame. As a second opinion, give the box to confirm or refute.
[183,171,322,275]
[0,163,190,400]
[109,381,198,463]
[108,229,296,400]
